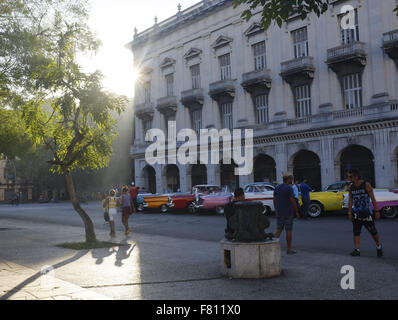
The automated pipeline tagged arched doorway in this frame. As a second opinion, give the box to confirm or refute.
[191,164,207,187]
[165,164,180,193]
[142,165,156,194]
[292,150,322,191]
[254,154,276,183]
[220,161,239,191]
[340,145,375,187]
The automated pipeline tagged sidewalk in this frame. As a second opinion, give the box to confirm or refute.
[0,259,110,300]
[0,217,397,300]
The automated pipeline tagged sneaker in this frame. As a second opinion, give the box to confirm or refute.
[287,250,297,255]
[350,249,360,257]
[125,228,131,236]
[377,246,383,258]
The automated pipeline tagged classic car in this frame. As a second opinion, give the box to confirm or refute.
[342,188,398,219]
[137,193,174,213]
[193,191,233,215]
[192,185,222,195]
[244,183,276,215]
[170,193,196,212]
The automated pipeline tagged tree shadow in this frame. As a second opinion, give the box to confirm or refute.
[0,250,88,300]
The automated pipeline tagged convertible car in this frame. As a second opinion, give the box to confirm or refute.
[342,188,398,219]
[137,193,174,213]
[244,183,275,215]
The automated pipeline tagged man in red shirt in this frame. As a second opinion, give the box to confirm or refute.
[129,182,139,212]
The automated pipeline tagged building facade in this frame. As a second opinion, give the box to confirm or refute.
[127,0,398,193]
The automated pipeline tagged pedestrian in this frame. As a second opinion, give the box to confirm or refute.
[347,169,383,257]
[273,172,301,254]
[292,180,301,217]
[129,182,139,213]
[299,177,312,220]
[121,186,132,236]
[103,189,119,238]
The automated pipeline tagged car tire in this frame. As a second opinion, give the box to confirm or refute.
[160,204,168,213]
[187,202,197,215]
[137,203,144,212]
[308,202,323,218]
[215,206,224,215]
[262,205,272,216]
[381,206,398,219]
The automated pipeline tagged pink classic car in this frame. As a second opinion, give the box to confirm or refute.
[193,191,233,215]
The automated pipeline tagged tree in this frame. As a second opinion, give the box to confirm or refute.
[233,0,398,30]
[2,0,128,244]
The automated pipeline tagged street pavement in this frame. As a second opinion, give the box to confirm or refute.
[0,202,397,300]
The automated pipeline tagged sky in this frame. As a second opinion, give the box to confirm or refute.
[81,0,200,98]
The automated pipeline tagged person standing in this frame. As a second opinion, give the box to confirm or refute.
[292,180,301,217]
[121,186,132,236]
[273,173,301,254]
[347,169,383,257]
[129,182,139,213]
[103,189,119,237]
[299,177,312,220]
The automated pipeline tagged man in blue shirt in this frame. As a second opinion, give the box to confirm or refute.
[299,177,313,220]
[273,172,301,254]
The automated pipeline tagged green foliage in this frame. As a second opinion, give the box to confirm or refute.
[233,0,398,30]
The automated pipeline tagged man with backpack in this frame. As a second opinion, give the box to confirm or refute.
[347,169,383,257]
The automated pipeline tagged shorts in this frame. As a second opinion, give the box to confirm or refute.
[277,215,294,231]
[108,208,117,222]
[122,206,132,217]
[352,217,378,236]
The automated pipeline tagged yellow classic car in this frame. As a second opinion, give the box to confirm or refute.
[304,181,349,218]
[138,193,174,213]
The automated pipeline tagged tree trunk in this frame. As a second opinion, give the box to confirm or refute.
[63,167,97,244]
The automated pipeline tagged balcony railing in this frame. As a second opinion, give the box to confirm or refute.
[280,56,314,75]
[333,108,364,120]
[383,29,398,45]
[327,42,366,61]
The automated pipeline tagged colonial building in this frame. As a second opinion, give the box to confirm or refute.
[127,0,398,193]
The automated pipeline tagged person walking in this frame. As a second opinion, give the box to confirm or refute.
[299,177,312,220]
[292,180,301,218]
[121,186,132,236]
[347,169,383,257]
[129,182,139,213]
[273,172,301,254]
[103,189,119,237]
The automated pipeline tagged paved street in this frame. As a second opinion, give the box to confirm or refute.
[0,202,397,300]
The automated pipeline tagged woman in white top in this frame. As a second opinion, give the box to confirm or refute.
[104,189,120,237]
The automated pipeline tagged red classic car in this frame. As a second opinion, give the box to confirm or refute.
[170,193,196,212]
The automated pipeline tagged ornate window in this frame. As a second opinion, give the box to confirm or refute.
[339,9,359,45]
[190,64,201,89]
[253,41,266,70]
[292,27,309,58]
[219,54,231,80]
[165,73,174,97]
[295,85,312,118]
[192,109,202,135]
[221,102,233,130]
[343,73,362,109]
[254,94,269,125]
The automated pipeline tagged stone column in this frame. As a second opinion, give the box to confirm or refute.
[275,143,287,184]
[155,164,164,194]
[207,164,220,186]
[320,137,336,189]
[178,164,189,193]
[374,129,391,188]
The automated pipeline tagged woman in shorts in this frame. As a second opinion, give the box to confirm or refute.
[104,189,119,237]
[121,186,132,236]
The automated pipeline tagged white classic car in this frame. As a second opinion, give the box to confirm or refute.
[243,183,276,215]
[343,189,398,219]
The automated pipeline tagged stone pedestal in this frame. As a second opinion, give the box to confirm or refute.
[220,239,281,279]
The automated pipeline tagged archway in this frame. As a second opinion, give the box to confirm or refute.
[191,164,207,187]
[340,145,375,187]
[165,164,180,193]
[292,150,322,191]
[142,165,156,194]
[220,161,239,191]
[254,154,276,183]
